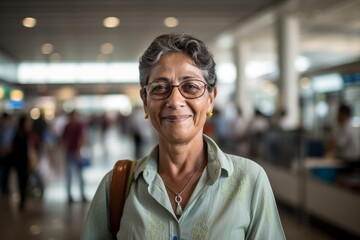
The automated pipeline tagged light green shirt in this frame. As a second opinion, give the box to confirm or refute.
[82,135,286,240]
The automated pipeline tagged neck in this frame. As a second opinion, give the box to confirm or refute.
[165,155,205,195]
[158,141,207,192]
[157,135,205,175]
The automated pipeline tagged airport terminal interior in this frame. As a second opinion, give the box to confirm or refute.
[0,0,359,239]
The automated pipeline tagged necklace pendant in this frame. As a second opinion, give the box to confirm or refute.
[176,202,183,216]
[174,195,183,216]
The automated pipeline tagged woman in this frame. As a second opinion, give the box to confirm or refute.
[82,33,285,239]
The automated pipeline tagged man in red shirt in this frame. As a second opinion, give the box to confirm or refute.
[62,110,87,203]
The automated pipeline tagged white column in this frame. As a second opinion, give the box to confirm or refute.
[234,40,252,120]
[276,14,300,129]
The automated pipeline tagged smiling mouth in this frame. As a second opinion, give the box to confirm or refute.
[161,115,192,122]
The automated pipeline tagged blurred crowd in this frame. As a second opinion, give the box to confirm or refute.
[0,107,156,211]
[205,104,359,162]
[0,102,359,211]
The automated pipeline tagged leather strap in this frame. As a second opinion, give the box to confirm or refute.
[109,159,136,237]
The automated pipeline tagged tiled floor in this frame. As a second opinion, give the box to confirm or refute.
[0,126,340,239]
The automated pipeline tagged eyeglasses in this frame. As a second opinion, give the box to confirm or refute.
[144,80,208,100]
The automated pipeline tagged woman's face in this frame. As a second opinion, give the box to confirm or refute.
[141,52,216,144]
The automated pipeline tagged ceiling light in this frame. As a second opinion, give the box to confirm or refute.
[29,224,41,235]
[49,53,61,62]
[103,17,120,28]
[164,17,179,28]
[22,17,37,28]
[100,43,114,54]
[41,43,54,55]
[97,54,109,62]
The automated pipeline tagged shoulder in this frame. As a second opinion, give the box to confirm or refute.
[99,170,113,191]
[225,153,264,180]
[204,134,265,182]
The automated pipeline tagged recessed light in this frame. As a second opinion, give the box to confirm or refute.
[103,17,120,28]
[100,43,114,54]
[164,17,178,28]
[29,224,41,235]
[41,43,54,55]
[97,54,109,62]
[22,17,37,28]
[49,53,61,62]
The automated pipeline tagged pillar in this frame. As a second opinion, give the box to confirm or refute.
[276,14,300,129]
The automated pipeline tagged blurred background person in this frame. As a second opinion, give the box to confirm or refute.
[248,109,269,160]
[61,110,87,203]
[129,105,156,159]
[99,112,111,161]
[0,113,15,195]
[31,110,48,158]
[210,107,229,150]
[11,114,33,211]
[230,105,250,157]
[333,104,360,167]
[263,108,290,166]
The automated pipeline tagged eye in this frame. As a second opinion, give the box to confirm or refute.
[149,82,169,94]
[181,81,201,93]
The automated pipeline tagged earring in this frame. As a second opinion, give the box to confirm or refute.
[144,112,149,119]
[206,111,213,118]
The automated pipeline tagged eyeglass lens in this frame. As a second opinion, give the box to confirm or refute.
[146,80,207,100]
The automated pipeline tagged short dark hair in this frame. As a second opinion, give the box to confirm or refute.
[339,104,351,117]
[139,33,217,92]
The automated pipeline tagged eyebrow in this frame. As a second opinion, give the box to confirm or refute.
[150,75,200,83]
[182,75,200,81]
[151,77,169,82]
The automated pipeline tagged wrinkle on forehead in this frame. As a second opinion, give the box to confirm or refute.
[149,53,205,84]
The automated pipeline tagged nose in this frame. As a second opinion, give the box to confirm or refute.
[166,85,185,108]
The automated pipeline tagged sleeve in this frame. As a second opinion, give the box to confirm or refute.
[81,171,113,240]
[246,167,286,240]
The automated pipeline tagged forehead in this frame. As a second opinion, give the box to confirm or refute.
[158,52,192,63]
[149,53,203,78]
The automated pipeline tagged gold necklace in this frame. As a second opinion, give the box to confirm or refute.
[164,156,205,216]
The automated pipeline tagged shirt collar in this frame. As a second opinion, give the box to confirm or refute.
[203,135,233,184]
[133,135,233,184]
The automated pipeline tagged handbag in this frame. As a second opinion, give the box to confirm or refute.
[109,159,137,238]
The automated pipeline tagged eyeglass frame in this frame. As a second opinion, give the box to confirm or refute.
[142,79,209,100]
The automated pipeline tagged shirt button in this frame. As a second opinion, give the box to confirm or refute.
[144,170,149,177]
[172,236,178,240]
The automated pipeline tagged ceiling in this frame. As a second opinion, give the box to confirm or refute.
[0,0,359,96]
[0,0,285,63]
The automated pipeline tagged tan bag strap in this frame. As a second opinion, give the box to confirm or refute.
[109,159,136,237]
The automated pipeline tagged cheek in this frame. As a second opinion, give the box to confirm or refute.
[147,101,161,118]
[193,101,208,119]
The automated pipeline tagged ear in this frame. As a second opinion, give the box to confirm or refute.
[140,88,148,112]
[208,86,217,111]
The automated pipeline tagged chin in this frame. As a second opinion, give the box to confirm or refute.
[163,130,202,143]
